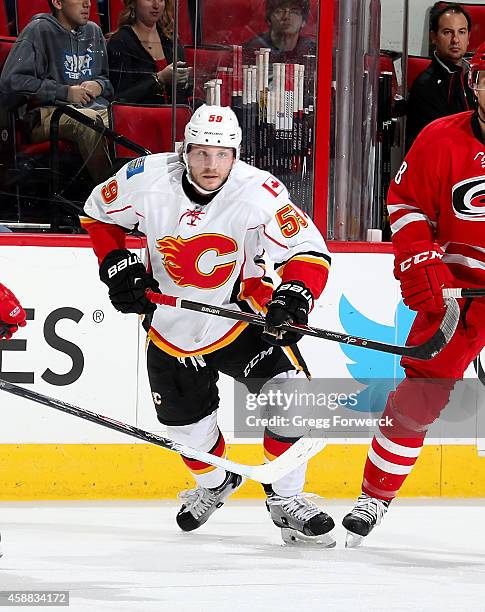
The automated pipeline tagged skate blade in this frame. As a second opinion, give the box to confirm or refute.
[345,531,364,548]
[281,528,336,548]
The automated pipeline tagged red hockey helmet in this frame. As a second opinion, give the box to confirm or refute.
[469,42,485,91]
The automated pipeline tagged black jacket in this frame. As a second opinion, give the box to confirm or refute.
[406,52,476,150]
[107,25,186,104]
[243,31,316,65]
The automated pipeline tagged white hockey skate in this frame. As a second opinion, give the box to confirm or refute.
[176,471,244,531]
[342,493,391,548]
[266,493,336,547]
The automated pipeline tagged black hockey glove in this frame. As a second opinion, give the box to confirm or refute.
[262,281,313,346]
[99,249,159,314]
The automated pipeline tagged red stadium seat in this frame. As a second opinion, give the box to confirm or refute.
[379,52,399,99]
[379,53,432,95]
[198,0,319,46]
[15,0,100,34]
[0,36,80,226]
[0,0,10,36]
[437,2,485,51]
[109,103,192,159]
[184,46,233,101]
[108,0,193,44]
[184,46,233,71]
[379,54,394,75]
[407,56,431,89]
[107,0,123,32]
[0,36,17,187]
[0,36,77,160]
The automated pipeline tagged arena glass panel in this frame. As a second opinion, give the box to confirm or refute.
[0,1,332,235]
[328,0,383,241]
[178,0,321,219]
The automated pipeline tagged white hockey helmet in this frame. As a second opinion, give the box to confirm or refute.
[183,104,242,165]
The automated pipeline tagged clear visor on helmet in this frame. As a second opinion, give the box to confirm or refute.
[470,69,485,91]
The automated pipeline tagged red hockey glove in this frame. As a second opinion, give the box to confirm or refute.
[394,242,452,312]
[0,283,26,340]
[263,281,312,346]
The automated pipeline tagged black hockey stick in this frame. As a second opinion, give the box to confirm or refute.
[444,286,485,390]
[0,379,324,484]
[444,288,485,383]
[474,353,485,386]
[146,291,460,360]
[443,288,485,298]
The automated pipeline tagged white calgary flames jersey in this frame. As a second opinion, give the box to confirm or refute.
[84,153,330,357]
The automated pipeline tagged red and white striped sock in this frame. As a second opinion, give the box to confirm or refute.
[167,414,227,489]
[362,432,424,500]
[181,429,227,489]
[264,429,306,497]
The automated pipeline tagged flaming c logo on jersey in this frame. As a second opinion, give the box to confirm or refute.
[157,234,238,289]
[452,176,485,221]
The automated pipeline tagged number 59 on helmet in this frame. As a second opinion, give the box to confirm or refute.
[183,105,243,166]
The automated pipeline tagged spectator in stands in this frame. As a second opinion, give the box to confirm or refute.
[0,0,113,184]
[107,0,190,104]
[243,0,316,65]
[406,2,475,149]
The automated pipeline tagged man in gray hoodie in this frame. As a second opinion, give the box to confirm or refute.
[0,0,114,183]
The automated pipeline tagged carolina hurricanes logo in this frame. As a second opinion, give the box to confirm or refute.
[473,152,485,169]
[157,234,238,289]
[452,176,485,221]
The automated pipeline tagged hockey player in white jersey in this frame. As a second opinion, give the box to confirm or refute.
[81,105,333,545]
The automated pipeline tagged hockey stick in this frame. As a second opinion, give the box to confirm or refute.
[0,378,324,484]
[474,352,485,386]
[444,288,485,384]
[443,288,485,298]
[146,290,460,360]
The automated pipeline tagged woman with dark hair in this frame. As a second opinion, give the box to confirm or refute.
[107,0,190,104]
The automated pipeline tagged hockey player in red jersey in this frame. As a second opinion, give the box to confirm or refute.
[343,43,485,547]
[0,282,25,556]
[81,105,334,545]
[0,283,26,340]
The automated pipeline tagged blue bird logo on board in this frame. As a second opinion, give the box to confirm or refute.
[339,295,415,412]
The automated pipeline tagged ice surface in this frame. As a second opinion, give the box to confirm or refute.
[1,499,485,611]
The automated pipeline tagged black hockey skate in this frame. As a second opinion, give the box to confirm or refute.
[266,493,336,547]
[342,493,391,548]
[176,471,243,531]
